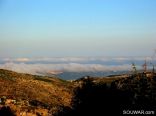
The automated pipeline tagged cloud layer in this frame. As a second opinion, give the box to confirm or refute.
[0,56,152,75]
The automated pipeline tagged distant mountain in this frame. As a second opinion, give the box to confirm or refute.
[57,71,129,80]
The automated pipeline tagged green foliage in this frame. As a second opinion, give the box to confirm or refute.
[33,77,52,83]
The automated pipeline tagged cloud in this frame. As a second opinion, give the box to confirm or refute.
[15,58,30,62]
[0,62,131,75]
[2,57,30,62]
[1,56,148,64]
[0,56,148,75]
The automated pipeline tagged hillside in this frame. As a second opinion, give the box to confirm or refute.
[0,69,74,115]
[56,74,156,116]
[0,69,156,116]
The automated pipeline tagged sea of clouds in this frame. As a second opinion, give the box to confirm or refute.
[0,56,153,75]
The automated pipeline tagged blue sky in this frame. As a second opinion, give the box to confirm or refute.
[0,0,156,57]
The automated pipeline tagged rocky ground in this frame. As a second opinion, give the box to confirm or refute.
[0,69,74,116]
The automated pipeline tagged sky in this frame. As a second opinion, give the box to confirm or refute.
[0,0,156,58]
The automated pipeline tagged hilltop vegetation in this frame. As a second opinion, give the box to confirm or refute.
[56,74,156,116]
[0,69,156,116]
[0,69,74,115]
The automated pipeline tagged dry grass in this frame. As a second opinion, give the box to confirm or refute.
[0,69,74,115]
